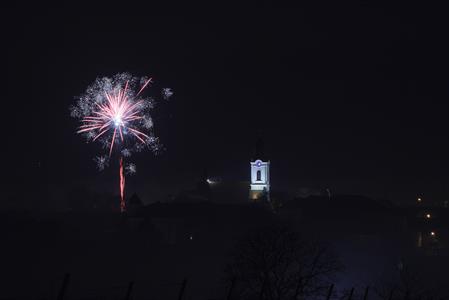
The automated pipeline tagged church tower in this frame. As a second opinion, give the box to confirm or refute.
[249,138,270,201]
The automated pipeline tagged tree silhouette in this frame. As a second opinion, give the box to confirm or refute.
[225,225,342,300]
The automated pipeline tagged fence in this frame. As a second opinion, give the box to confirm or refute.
[20,273,447,300]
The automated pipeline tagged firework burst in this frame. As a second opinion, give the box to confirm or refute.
[71,73,168,212]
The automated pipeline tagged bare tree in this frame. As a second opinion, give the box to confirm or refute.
[225,225,342,300]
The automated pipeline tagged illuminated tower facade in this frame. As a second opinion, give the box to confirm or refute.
[249,138,270,201]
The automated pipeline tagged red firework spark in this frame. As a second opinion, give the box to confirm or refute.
[77,78,153,156]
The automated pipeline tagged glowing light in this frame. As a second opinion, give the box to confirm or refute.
[430,231,436,236]
[206,178,213,184]
[113,115,123,127]
[426,213,431,219]
[417,197,422,202]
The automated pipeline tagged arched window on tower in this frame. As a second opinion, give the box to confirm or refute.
[257,170,261,181]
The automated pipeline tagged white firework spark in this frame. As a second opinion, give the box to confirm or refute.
[121,148,132,157]
[94,156,109,171]
[86,131,96,141]
[126,163,136,175]
[71,73,163,158]
[162,88,174,100]
[142,115,153,129]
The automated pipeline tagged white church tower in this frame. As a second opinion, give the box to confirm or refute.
[249,138,270,201]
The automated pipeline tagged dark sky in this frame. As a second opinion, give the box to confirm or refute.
[5,1,448,205]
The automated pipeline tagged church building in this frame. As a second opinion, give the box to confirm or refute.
[249,138,270,201]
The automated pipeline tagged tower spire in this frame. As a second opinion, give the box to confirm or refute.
[253,135,267,161]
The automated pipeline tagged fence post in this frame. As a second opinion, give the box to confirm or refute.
[363,286,369,300]
[325,284,334,300]
[259,277,266,300]
[124,281,134,300]
[226,277,236,300]
[177,278,187,300]
[57,273,70,300]
[348,288,354,300]
[404,290,410,300]
[388,289,394,300]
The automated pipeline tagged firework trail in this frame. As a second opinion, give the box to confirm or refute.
[71,73,171,212]
[120,157,125,212]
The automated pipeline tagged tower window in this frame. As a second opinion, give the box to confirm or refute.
[257,170,261,181]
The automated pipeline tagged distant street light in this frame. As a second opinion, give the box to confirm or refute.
[417,197,422,203]
[426,213,431,219]
[430,231,436,237]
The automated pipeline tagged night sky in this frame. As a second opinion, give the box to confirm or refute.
[5,2,448,206]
